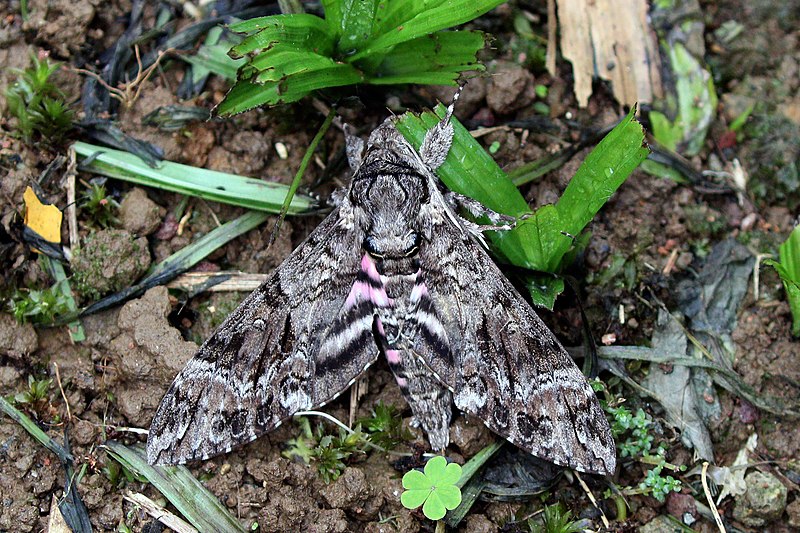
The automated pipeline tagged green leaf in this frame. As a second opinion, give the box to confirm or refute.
[401,472,430,509]
[220,0,502,113]
[396,105,648,273]
[779,224,800,282]
[650,42,717,156]
[348,0,503,61]
[182,38,246,82]
[321,0,344,37]
[525,274,565,310]
[765,223,800,336]
[72,141,317,214]
[337,0,381,55]
[537,105,649,271]
[432,484,462,510]
[422,492,447,520]
[401,456,463,520]
[431,461,462,486]
[229,14,335,58]
[218,62,364,113]
[369,31,486,85]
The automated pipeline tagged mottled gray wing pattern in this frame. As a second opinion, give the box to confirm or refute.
[147,208,379,465]
[411,209,616,475]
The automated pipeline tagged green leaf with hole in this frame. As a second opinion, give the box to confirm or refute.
[401,456,462,521]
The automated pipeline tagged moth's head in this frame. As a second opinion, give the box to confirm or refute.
[345,118,432,177]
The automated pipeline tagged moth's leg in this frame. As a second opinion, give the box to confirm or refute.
[343,123,365,171]
[444,191,519,231]
[327,187,349,207]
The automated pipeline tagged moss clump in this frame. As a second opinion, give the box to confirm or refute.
[71,229,151,301]
[744,114,800,211]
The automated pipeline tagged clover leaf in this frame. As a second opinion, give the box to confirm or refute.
[400,455,462,520]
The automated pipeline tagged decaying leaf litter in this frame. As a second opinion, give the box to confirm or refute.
[1,0,799,531]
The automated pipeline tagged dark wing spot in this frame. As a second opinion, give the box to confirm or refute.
[211,414,226,435]
[515,412,540,439]
[280,313,295,355]
[230,410,248,438]
[493,404,509,428]
[255,397,274,429]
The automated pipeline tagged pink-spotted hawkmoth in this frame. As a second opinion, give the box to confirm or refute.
[147,94,617,475]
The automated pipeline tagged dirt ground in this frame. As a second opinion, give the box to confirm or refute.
[0,1,799,532]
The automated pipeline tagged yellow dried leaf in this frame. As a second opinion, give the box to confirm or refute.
[23,186,62,244]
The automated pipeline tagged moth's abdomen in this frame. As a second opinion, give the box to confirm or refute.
[382,340,453,451]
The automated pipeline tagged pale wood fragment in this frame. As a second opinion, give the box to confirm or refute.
[555,0,663,108]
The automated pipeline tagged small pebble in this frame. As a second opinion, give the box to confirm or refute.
[275,142,289,160]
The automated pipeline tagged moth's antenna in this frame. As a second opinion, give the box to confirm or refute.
[444,84,465,123]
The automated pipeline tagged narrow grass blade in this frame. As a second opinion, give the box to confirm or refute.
[509,143,584,186]
[441,440,503,527]
[104,441,247,533]
[145,211,269,282]
[270,108,335,245]
[73,142,317,214]
[53,211,270,323]
[456,440,504,489]
[1,397,92,531]
[444,477,485,528]
[60,461,92,533]
[0,396,73,463]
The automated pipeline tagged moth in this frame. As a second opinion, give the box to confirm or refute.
[147,94,616,475]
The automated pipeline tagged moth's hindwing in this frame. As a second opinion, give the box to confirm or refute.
[146,208,379,465]
[410,200,617,475]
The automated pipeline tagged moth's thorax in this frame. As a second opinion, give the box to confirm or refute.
[350,152,432,271]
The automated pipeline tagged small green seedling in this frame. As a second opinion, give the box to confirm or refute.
[640,462,682,502]
[5,55,74,142]
[80,182,120,228]
[401,455,462,521]
[8,284,72,324]
[357,401,412,450]
[606,404,683,502]
[765,223,800,336]
[102,456,148,488]
[14,375,53,405]
[528,502,587,533]
[608,406,655,458]
[283,417,369,483]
